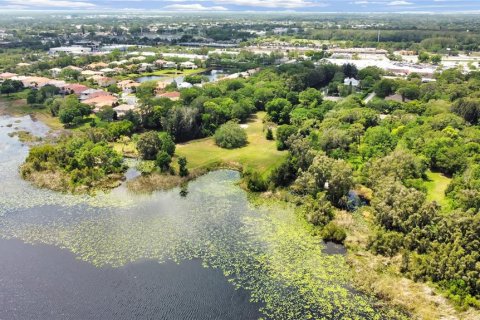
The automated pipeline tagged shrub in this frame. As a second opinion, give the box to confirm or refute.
[303,194,335,227]
[178,156,189,177]
[321,222,347,244]
[266,127,274,140]
[243,169,267,192]
[214,121,247,149]
[137,131,175,160]
[155,151,172,172]
[276,124,296,150]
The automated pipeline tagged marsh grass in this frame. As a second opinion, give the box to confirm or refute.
[7,130,41,143]
[0,97,63,130]
[334,208,478,320]
[126,160,244,193]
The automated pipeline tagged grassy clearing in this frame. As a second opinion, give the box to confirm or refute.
[112,140,138,158]
[425,170,452,208]
[175,112,287,177]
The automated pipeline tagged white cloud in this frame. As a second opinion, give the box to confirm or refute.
[7,0,96,8]
[213,0,323,9]
[163,3,228,11]
[387,0,413,5]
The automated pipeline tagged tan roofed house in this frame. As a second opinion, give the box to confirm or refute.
[118,79,141,93]
[0,72,17,80]
[49,68,62,77]
[90,75,116,87]
[62,83,89,95]
[63,65,83,72]
[80,88,110,100]
[83,95,118,111]
[113,104,137,117]
[47,79,67,88]
[158,91,181,101]
[99,68,117,76]
[87,62,108,70]
[81,70,102,77]
[21,76,51,88]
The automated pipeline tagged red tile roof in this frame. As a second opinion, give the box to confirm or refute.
[159,91,181,100]
[63,84,89,95]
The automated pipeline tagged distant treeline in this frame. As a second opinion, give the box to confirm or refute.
[308,29,480,52]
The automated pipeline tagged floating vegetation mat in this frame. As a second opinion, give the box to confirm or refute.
[0,115,400,319]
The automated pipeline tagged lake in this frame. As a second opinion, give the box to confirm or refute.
[0,114,386,319]
[136,69,226,84]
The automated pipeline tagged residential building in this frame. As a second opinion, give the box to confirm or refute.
[113,104,137,117]
[62,83,89,96]
[180,61,198,69]
[158,91,181,101]
[344,77,360,87]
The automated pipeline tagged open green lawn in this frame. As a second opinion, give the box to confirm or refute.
[425,170,452,208]
[175,112,287,177]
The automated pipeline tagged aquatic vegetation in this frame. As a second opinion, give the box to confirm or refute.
[0,174,402,319]
[0,116,405,319]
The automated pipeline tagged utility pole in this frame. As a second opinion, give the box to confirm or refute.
[377,30,380,43]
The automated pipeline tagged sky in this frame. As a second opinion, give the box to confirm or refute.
[2,0,480,13]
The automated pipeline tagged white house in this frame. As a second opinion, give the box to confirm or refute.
[179,61,198,70]
[178,82,193,89]
[49,68,62,77]
[344,77,360,87]
[155,59,177,69]
[113,104,137,117]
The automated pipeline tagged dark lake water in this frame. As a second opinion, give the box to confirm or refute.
[0,114,386,320]
[0,239,261,320]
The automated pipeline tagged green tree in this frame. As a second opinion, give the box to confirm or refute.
[298,88,323,108]
[374,78,398,98]
[276,124,296,150]
[97,107,116,122]
[360,126,397,159]
[178,156,189,177]
[452,98,480,124]
[214,121,248,149]
[266,127,274,140]
[418,52,430,63]
[266,98,293,124]
[431,54,442,64]
[136,131,161,160]
[155,151,171,172]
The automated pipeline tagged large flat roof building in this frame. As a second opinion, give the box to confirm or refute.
[49,46,92,55]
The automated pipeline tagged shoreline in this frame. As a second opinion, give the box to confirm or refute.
[250,192,478,320]
[3,102,477,319]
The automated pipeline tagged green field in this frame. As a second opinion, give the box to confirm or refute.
[425,170,452,208]
[175,112,287,176]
